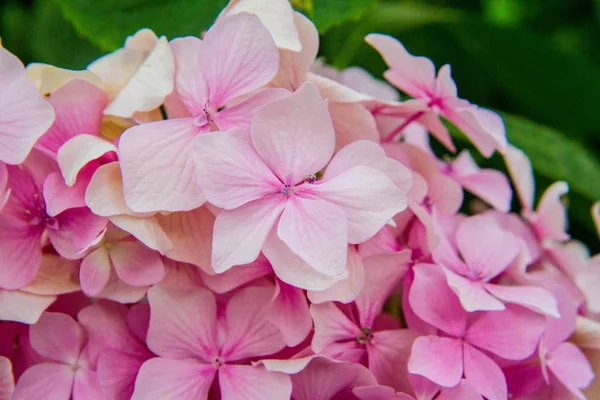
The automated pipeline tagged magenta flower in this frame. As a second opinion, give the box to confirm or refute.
[131,284,291,399]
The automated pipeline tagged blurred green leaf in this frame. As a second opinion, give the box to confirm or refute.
[306,0,375,34]
[0,1,34,64]
[54,0,228,51]
[30,0,103,69]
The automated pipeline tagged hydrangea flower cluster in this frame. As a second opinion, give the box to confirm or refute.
[0,1,598,399]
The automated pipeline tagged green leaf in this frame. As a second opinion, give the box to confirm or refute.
[30,0,104,69]
[304,0,376,34]
[501,113,600,202]
[54,0,228,51]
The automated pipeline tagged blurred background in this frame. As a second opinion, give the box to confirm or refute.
[2,0,600,250]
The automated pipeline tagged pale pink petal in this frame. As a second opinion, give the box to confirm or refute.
[416,111,456,152]
[310,302,361,353]
[84,162,132,217]
[21,254,80,296]
[263,232,349,290]
[104,36,174,117]
[434,65,457,98]
[465,305,545,360]
[79,247,112,296]
[271,12,318,90]
[307,72,373,102]
[547,342,594,396]
[214,88,290,131]
[169,37,208,116]
[221,285,285,361]
[409,264,467,337]
[26,63,102,96]
[307,245,365,304]
[338,67,400,101]
[0,357,14,400]
[218,0,301,51]
[57,134,117,186]
[157,207,214,273]
[444,103,504,158]
[30,312,83,364]
[270,279,312,347]
[160,259,204,290]
[443,269,506,312]
[483,283,560,317]
[12,363,73,400]
[462,343,507,400]
[146,286,217,360]
[94,275,148,304]
[313,165,407,244]
[201,13,279,106]
[192,128,280,210]
[0,290,55,324]
[109,215,172,254]
[200,258,271,293]
[329,102,380,152]
[0,47,55,165]
[534,181,570,242]
[36,79,106,158]
[278,195,348,276]
[72,369,103,400]
[219,365,291,400]
[131,358,215,400]
[109,241,165,286]
[97,350,147,400]
[353,385,414,400]
[426,174,463,215]
[251,82,334,184]
[356,250,411,327]
[0,217,42,290]
[408,336,463,388]
[368,329,418,393]
[119,118,205,212]
[43,171,88,217]
[365,34,435,98]
[211,195,285,273]
[503,145,534,210]
[437,380,482,400]
[455,214,519,279]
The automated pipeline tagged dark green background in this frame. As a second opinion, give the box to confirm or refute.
[2,0,600,250]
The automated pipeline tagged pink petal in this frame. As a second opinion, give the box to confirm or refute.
[310,302,361,353]
[313,165,407,244]
[483,283,560,318]
[218,0,301,51]
[29,312,83,364]
[356,250,411,327]
[263,231,349,290]
[278,195,348,276]
[72,369,103,400]
[79,247,112,296]
[329,102,379,152]
[251,81,334,185]
[353,385,415,400]
[119,118,205,212]
[36,79,106,158]
[338,67,400,101]
[307,245,365,304]
[109,241,165,286]
[503,145,534,210]
[97,350,147,400]
[84,162,133,217]
[270,279,312,347]
[146,286,218,360]
[109,215,172,254]
[200,257,271,293]
[211,195,285,273]
[365,34,435,98]
[21,254,80,296]
[94,276,148,304]
[0,357,14,400]
[443,268,506,312]
[219,365,291,400]
[169,37,208,116]
[49,207,107,258]
[547,342,594,395]
[213,88,290,131]
[426,174,463,215]
[408,264,467,337]
[455,214,519,280]
[0,216,42,290]
[192,128,281,210]
[131,358,215,400]
[221,285,285,361]
[12,363,73,400]
[433,65,457,98]
[407,336,463,388]
[57,134,116,186]
[437,380,482,400]
[368,329,418,393]
[200,12,279,104]
[534,181,570,242]
[0,290,55,324]
[465,305,545,360]
[157,207,214,272]
[0,47,55,165]
[462,343,507,400]
[43,171,87,217]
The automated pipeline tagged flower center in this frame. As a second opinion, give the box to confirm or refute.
[212,357,225,369]
[356,327,375,345]
[25,193,58,230]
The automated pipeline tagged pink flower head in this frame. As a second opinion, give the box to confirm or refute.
[12,312,102,400]
[365,34,507,157]
[310,250,418,393]
[0,155,106,290]
[0,47,55,165]
[408,263,546,400]
[132,284,291,399]
[119,12,284,213]
[193,82,411,288]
